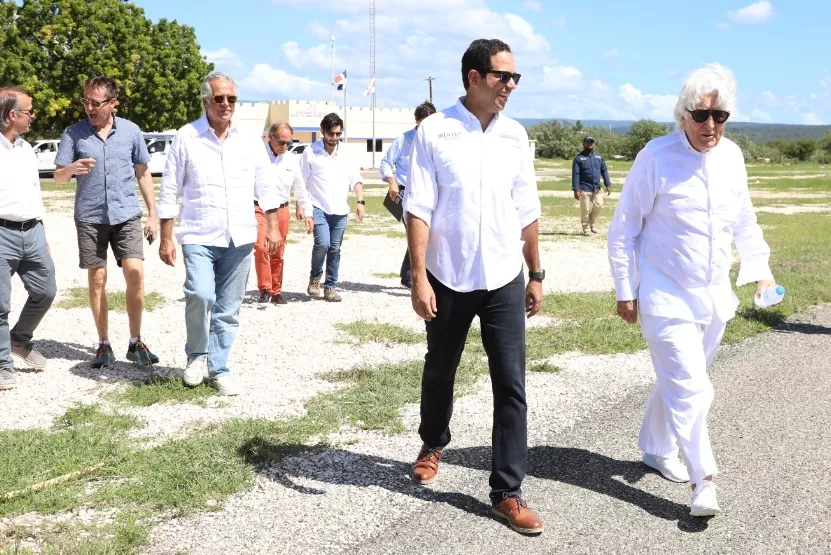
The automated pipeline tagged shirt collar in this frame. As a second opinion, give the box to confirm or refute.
[0,133,22,150]
[194,114,238,138]
[313,139,338,158]
[678,129,717,157]
[85,115,118,134]
[455,96,500,131]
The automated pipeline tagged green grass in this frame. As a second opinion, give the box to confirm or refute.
[115,377,220,408]
[372,272,401,279]
[55,288,166,312]
[335,320,423,345]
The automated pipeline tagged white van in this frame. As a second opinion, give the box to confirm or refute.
[30,139,61,176]
[144,133,175,176]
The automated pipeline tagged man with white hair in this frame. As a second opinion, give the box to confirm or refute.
[158,71,287,396]
[607,63,776,516]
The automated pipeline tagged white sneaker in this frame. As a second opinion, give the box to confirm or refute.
[643,453,690,483]
[690,481,721,517]
[182,358,209,387]
[210,374,240,396]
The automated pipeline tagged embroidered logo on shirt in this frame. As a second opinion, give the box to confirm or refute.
[437,131,463,140]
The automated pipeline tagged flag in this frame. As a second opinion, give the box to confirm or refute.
[363,77,376,97]
[334,70,347,91]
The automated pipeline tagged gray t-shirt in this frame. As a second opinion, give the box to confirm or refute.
[55,116,150,225]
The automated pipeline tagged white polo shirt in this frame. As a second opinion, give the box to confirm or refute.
[0,133,44,221]
[406,97,541,293]
[299,140,362,216]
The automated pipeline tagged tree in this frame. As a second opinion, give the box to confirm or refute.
[819,131,831,154]
[528,120,581,159]
[0,0,213,137]
[782,139,817,162]
[623,119,670,159]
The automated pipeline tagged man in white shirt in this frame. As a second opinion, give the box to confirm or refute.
[406,39,544,535]
[379,101,436,289]
[0,86,57,390]
[299,113,365,303]
[607,63,776,517]
[157,72,286,396]
[255,122,313,307]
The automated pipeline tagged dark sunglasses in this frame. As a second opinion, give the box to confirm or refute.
[484,70,521,86]
[212,95,238,105]
[687,109,730,124]
[16,108,35,117]
[325,130,343,137]
[272,139,292,146]
[81,97,114,108]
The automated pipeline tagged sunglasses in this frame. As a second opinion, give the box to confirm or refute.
[687,109,730,124]
[81,97,114,108]
[325,131,343,137]
[212,95,238,105]
[16,108,35,117]
[484,70,521,86]
[272,139,292,146]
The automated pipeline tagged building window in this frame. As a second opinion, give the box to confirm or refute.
[366,139,383,152]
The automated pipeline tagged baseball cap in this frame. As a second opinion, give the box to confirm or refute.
[583,136,595,143]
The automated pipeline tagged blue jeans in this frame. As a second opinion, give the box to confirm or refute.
[310,207,347,288]
[182,240,252,378]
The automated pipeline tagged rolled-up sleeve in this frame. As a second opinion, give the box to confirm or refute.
[255,144,288,212]
[379,136,401,181]
[157,134,184,220]
[290,157,313,214]
[349,163,362,191]
[607,149,657,301]
[404,125,437,227]
[512,133,541,229]
[732,167,774,285]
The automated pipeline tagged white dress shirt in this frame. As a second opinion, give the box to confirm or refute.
[264,145,313,214]
[299,140,362,216]
[158,115,288,247]
[607,131,774,324]
[0,134,44,221]
[405,98,541,293]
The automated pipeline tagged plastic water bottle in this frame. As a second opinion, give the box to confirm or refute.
[754,285,786,308]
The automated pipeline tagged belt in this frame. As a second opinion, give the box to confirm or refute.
[254,201,290,209]
[0,218,40,231]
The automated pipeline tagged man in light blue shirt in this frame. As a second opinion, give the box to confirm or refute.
[379,101,436,289]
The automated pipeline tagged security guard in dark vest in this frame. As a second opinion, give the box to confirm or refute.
[571,136,611,234]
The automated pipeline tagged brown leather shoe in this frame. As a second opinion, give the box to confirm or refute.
[412,444,443,485]
[492,496,544,535]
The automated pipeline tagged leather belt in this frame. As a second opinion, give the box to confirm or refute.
[0,218,40,231]
[254,201,290,209]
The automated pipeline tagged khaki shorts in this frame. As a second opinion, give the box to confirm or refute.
[75,216,144,269]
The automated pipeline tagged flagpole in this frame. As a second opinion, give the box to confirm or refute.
[343,78,348,143]
[331,36,335,106]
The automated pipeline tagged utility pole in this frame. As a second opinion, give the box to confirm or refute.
[370,0,376,167]
[424,76,436,103]
[331,35,335,105]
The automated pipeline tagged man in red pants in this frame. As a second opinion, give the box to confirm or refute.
[255,122,313,307]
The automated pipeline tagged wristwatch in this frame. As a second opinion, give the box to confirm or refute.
[529,269,545,282]
[356,200,366,205]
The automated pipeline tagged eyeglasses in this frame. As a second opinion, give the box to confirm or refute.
[212,95,238,105]
[687,109,730,124]
[324,131,343,137]
[15,109,35,118]
[483,70,521,86]
[271,139,292,146]
[81,97,114,108]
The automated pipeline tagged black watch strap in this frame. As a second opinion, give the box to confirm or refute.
[529,269,545,281]
[356,200,366,205]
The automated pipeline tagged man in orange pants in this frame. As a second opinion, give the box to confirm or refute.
[255,122,313,307]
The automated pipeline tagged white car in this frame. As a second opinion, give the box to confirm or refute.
[144,133,175,176]
[288,142,310,155]
[30,139,60,176]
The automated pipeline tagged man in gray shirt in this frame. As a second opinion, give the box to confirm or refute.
[55,76,159,369]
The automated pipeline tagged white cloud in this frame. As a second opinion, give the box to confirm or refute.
[602,49,622,60]
[802,112,825,125]
[202,48,244,71]
[619,83,677,120]
[551,15,567,28]
[727,1,776,24]
[241,64,329,98]
[522,0,543,11]
[305,21,332,40]
[760,90,777,105]
[281,41,335,71]
[751,108,773,122]
[271,0,486,14]
[542,65,583,91]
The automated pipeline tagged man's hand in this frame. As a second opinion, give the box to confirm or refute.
[755,279,776,300]
[526,279,543,318]
[573,190,580,201]
[388,183,400,202]
[605,187,612,197]
[616,299,638,324]
[303,216,314,234]
[73,158,97,176]
[356,202,366,222]
[296,206,305,221]
[159,238,177,267]
[144,215,159,245]
[411,275,437,321]
[265,222,284,255]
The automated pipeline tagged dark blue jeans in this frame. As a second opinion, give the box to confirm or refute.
[311,207,348,288]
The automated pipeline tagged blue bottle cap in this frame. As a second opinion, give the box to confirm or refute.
[775,286,785,295]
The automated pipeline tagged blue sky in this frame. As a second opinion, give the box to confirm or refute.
[134,0,830,125]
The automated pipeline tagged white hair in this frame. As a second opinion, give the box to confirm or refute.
[673,63,737,130]
[200,71,237,108]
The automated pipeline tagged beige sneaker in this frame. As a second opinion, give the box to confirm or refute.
[307,276,322,298]
[323,288,342,302]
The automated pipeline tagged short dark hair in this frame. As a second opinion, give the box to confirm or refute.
[320,112,344,133]
[461,39,512,90]
[414,101,436,122]
[84,76,119,99]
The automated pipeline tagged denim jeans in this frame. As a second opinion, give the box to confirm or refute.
[310,207,347,288]
[0,223,57,368]
[182,240,252,378]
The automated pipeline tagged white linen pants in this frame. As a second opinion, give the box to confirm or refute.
[638,312,727,485]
